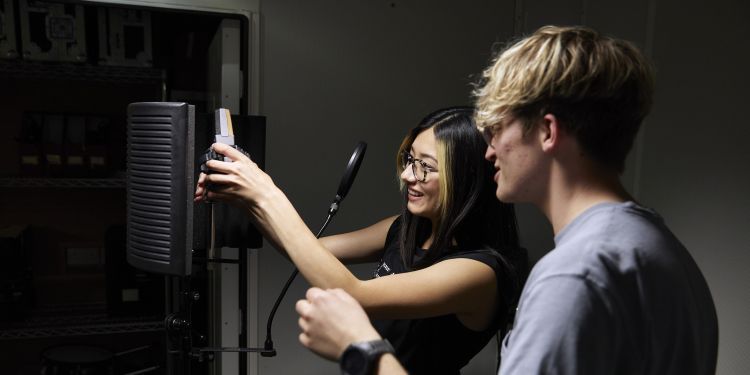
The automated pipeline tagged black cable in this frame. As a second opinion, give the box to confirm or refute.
[261,207,337,357]
[260,141,366,357]
[496,331,503,372]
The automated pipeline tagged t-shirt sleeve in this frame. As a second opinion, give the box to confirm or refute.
[384,216,402,248]
[442,250,502,273]
[442,250,511,330]
[442,250,506,294]
[499,275,617,375]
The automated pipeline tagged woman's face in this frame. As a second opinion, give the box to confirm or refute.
[401,127,441,222]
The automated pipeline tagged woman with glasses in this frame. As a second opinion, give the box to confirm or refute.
[195,106,526,374]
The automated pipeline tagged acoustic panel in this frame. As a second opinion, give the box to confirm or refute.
[126,102,194,276]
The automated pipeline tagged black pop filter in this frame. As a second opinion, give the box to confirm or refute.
[262,141,368,357]
[335,141,367,203]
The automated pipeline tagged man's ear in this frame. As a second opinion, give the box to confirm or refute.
[539,113,561,153]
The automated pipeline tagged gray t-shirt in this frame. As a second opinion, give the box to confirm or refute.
[499,202,718,375]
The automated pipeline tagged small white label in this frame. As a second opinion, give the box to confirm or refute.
[90,156,105,166]
[67,156,84,165]
[21,156,40,165]
[47,154,62,165]
[66,247,100,266]
[122,288,140,302]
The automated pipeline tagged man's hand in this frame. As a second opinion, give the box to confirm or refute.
[296,287,382,360]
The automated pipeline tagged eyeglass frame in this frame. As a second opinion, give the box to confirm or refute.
[402,151,437,183]
[481,123,502,148]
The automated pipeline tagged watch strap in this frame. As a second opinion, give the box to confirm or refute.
[365,339,394,356]
[340,339,395,375]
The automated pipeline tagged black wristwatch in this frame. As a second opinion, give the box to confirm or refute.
[340,339,395,375]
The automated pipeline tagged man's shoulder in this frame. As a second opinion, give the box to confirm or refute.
[556,202,677,256]
[563,201,666,241]
[533,202,681,286]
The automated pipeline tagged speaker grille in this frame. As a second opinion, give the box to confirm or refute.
[126,102,194,276]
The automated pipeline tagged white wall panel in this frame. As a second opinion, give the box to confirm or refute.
[81,0,258,14]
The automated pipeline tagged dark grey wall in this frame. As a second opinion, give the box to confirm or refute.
[516,1,750,374]
[643,1,750,374]
[256,0,750,374]
[258,1,516,374]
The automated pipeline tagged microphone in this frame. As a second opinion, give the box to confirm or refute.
[262,141,368,357]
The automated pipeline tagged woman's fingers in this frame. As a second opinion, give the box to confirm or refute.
[193,142,277,208]
[212,142,251,163]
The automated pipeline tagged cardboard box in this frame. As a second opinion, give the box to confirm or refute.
[18,113,45,177]
[86,116,110,177]
[64,115,87,177]
[42,113,65,177]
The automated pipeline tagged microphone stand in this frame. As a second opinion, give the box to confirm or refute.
[262,141,367,356]
[262,203,338,356]
[169,142,367,372]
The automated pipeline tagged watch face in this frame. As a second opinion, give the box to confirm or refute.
[341,346,367,375]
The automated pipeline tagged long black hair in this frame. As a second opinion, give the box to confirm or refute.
[396,106,527,323]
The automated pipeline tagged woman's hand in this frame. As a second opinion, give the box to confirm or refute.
[193,142,278,209]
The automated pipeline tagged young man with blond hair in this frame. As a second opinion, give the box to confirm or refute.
[295,25,718,375]
[474,24,717,374]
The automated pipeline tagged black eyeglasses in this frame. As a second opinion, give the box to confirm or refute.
[402,151,437,182]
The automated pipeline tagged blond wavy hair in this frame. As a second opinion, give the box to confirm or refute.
[474,25,654,172]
